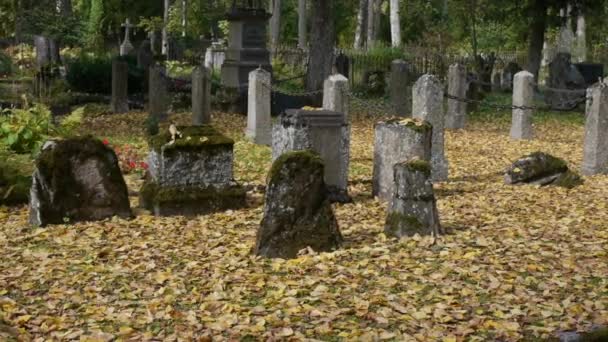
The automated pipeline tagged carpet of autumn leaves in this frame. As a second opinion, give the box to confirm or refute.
[0,108,607,341]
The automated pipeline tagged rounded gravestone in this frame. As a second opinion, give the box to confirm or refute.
[29,136,132,226]
[254,151,342,259]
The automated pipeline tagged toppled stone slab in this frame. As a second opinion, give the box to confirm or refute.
[29,136,132,226]
[553,325,608,342]
[141,125,246,216]
[254,151,342,259]
[385,159,442,238]
[505,152,582,188]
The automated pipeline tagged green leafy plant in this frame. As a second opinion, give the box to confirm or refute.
[0,103,53,154]
[0,102,83,155]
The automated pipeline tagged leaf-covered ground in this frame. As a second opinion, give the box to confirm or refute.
[1,109,607,341]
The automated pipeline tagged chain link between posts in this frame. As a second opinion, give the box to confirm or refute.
[256,76,591,117]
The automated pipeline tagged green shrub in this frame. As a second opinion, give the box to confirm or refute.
[66,54,144,94]
[0,104,54,154]
[0,51,13,76]
[0,103,82,155]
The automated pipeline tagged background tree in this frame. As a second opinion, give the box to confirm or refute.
[306,0,335,102]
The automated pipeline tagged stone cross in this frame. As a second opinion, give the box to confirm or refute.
[510,71,534,140]
[120,18,135,56]
[111,59,129,113]
[246,68,272,145]
[412,74,449,181]
[445,63,467,129]
[581,82,608,175]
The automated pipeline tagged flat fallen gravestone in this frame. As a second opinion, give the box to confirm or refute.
[139,125,246,216]
[29,137,132,226]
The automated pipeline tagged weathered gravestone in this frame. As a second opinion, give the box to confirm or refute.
[501,62,522,91]
[137,39,154,70]
[192,66,212,125]
[246,67,271,145]
[372,118,432,202]
[510,71,534,140]
[272,109,350,203]
[385,159,442,238]
[390,59,412,117]
[139,126,246,216]
[505,152,581,188]
[111,59,129,114]
[149,65,169,123]
[412,74,448,181]
[446,63,467,129]
[545,53,586,110]
[254,151,342,259]
[29,137,132,226]
[581,81,608,176]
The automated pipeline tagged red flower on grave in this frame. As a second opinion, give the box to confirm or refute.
[129,161,136,169]
[140,162,149,170]
[102,138,109,145]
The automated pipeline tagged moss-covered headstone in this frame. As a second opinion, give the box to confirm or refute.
[29,137,132,226]
[505,152,582,188]
[254,151,342,259]
[385,159,442,238]
[139,125,246,216]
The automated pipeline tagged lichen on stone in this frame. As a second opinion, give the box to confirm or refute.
[147,125,234,153]
[268,150,324,183]
[404,159,432,177]
[381,117,432,133]
[385,212,425,237]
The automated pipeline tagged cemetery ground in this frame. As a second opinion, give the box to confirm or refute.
[1,98,607,341]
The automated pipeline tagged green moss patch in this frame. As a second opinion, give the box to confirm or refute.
[404,159,432,177]
[147,125,234,153]
[139,180,246,216]
[268,150,324,183]
[381,117,432,133]
[385,212,425,237]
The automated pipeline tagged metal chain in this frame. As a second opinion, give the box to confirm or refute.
[444,92,588,111]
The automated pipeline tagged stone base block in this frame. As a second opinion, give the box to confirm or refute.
[139,181,246,217]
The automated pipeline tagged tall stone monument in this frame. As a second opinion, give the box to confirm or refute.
[221,1,272,93]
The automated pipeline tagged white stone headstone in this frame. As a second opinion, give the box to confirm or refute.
[246,68,272,145]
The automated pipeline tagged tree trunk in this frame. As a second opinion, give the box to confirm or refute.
[298,0,307,48]
[162,0,171,55]
[307,0,335,104]
[389,0,401,47]
[354,0,367,49]
[269,0,281,48]
[182,0,187,37]
[526,0,548,82]
[15,0,22,44]
[575,12,586,62]
[366,0,376,48]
